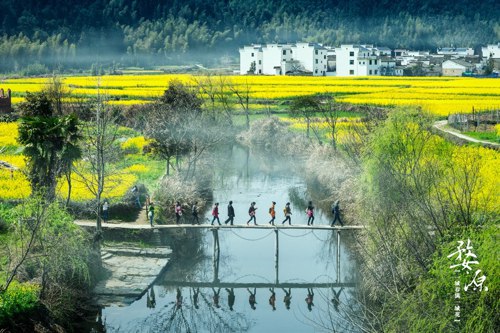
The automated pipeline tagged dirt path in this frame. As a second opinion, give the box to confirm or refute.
[433,120,499,149]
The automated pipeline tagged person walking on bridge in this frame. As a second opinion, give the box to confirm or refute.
[282,202,292,225]
[175,201,183,224]
[331,200,343,227]
[191,202,199,225]
[268,201,276,225]
[148,202,155,227]
[102,200,109,222]
[306,201,315,226]
[246,202,258,225]
[224,200,235,225]
[131,185,141,208]
[211,202,221,225]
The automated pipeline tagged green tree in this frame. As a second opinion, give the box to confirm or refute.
[484,57,494,75]
[17,92,81,202]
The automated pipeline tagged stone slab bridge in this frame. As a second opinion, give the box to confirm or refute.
[76,221,365,289]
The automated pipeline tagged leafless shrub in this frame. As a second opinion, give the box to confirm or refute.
[153,174,210,224]
[238,117,308,156]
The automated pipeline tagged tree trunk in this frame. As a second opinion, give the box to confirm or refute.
[65,169,72,207]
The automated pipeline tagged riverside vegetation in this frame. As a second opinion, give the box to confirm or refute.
[0,76,498,332]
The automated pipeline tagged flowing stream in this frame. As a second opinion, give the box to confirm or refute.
[88,145,360,333]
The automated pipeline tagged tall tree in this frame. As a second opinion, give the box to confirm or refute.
[144,80,202,176]
[74,88,120,234]
[17,91,81,202]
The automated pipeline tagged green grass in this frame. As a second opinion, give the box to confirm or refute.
[122,154,165,190]
[463,131,500,143]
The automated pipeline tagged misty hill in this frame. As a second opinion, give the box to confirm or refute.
[1,0,499,72]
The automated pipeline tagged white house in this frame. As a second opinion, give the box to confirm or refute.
[437,47,474,57]
[482,43,500,59]
[239,44,264,74]
[335,45,382,76]
[292,42,328,75]
[380,57,397,75]
[239,43,328,76]
[442,60,475,76]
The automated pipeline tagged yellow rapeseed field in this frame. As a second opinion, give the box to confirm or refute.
[0,122,145,201]
[2,75,499,116]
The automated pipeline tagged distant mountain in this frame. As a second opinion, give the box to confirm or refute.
[0,0,499,71]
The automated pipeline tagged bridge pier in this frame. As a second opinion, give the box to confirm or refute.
[212,228,220,283]
[336,230,340,283]
[274,229,279,285]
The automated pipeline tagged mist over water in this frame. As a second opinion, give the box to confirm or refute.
[90,145,360,333]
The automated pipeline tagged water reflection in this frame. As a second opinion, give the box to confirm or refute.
[90,145,362,332]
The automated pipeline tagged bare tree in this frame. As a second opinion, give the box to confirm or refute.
[231,78,252,129]
[193,73,234,125]
[290,96,316,139]
[73,86,120,235]
[144,80,202,177]
[318,94,340,149]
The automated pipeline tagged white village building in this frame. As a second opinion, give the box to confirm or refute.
[437,47,474,57]
[481,43,500,59]
[442,59,476,76]
[335,45,382,76]
[239,43,327,76]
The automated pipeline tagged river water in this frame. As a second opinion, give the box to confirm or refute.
[91,146,360,333]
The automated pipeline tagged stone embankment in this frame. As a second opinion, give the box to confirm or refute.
[94,245,171,306]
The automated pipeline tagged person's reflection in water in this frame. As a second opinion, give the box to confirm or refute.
[212,288,221,308]
[226,288,235,311]
[95,308,103,326]
[331,287,344,312]
[176,288,183,309]
[282,288,292,310]
[192,288,200,309]
[247,288,257,310]
[305,288,314,312]
[147,287,156,308]
[269,288,276,311]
